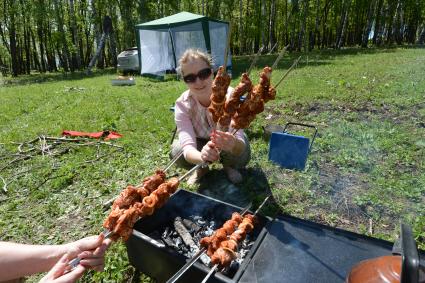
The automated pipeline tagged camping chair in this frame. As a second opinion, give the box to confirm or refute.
[267,122,318,170]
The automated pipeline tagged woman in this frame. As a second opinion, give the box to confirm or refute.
[171,49,251,185]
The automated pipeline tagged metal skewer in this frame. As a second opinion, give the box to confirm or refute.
[166,203,253,283]
[201,264,219,283]
[200,194,272,283]
[163,149,184,173]
[178,163,208,181]
[274,56,301,88]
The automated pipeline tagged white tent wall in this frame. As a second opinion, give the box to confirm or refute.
[171,22,207,70]
[139,29,173,76]
[209,21,232,71]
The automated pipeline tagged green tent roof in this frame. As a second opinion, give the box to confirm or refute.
[135,11,227,29]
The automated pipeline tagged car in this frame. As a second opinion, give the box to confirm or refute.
[117,47,140,74]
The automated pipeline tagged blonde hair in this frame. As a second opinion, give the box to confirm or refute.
[178,49,213,75]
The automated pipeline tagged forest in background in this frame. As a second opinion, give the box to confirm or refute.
[1,0,424,77]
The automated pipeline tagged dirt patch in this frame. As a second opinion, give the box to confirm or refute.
[267,101,424,126]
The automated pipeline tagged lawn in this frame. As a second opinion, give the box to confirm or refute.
[0,47,424,282]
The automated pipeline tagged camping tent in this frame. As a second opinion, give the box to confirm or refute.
[135,12,231,77]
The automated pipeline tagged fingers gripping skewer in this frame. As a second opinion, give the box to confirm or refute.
[68,229,113,269]
[274,56,301,88]
[166,203,252,283]
[200,194,272,283]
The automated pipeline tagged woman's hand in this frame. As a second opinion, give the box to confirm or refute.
[200,141,220,162]
[65,233,112,272]
[39,254,85,283]
[40,233,112,283]
[211,131,236,153]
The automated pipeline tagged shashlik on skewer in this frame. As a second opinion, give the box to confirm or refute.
[231,67,275,130]
[218,73,253,130]
[208,66,231,125]
[111,169,166,210]
[205,214,256,267]
[103,174,180,241]
[199,212,244,258]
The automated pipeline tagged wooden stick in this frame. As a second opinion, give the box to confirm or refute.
[247,46,264,76]
[223,21,233,74]
[274,56,301,88]
[271,44,289,70]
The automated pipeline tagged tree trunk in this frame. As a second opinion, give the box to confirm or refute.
[239,0,243,53]
[372,0,383,45]
[393,0,403,45]
[30,27,41,72]
[321,0,331,48]
[336,0,351,49]
[361,0,376,48]
[418,25,425,45]
[269,0,276,52]
[69,0,82,69]
[261,0,267,51]
[298,0,309,51]
[312,0,321,49]
[53,0,71,71]
[8,1,19,76]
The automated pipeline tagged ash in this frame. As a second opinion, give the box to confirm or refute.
[148,215,256,277]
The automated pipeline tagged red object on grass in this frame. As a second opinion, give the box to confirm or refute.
[62,130,123,140]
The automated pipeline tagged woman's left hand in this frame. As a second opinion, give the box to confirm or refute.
[211,131,236,153]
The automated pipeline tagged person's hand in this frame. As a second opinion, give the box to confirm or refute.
[200,141,219,162]
[39,254,86,283]
[66,233,112,272]
[211,131,236,153]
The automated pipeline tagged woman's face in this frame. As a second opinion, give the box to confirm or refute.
[181,58,213,100]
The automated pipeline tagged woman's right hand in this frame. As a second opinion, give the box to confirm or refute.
[200,141,219,163]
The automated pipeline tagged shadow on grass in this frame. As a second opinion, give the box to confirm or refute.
[1,68,117,87]
[197,166,272,210]
[231,46,402,78]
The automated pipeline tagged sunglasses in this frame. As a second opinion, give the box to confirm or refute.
[183,68,212,83]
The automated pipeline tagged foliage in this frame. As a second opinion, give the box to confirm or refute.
[1,0,425,75]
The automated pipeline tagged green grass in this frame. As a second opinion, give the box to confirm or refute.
[0,47,424,282]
